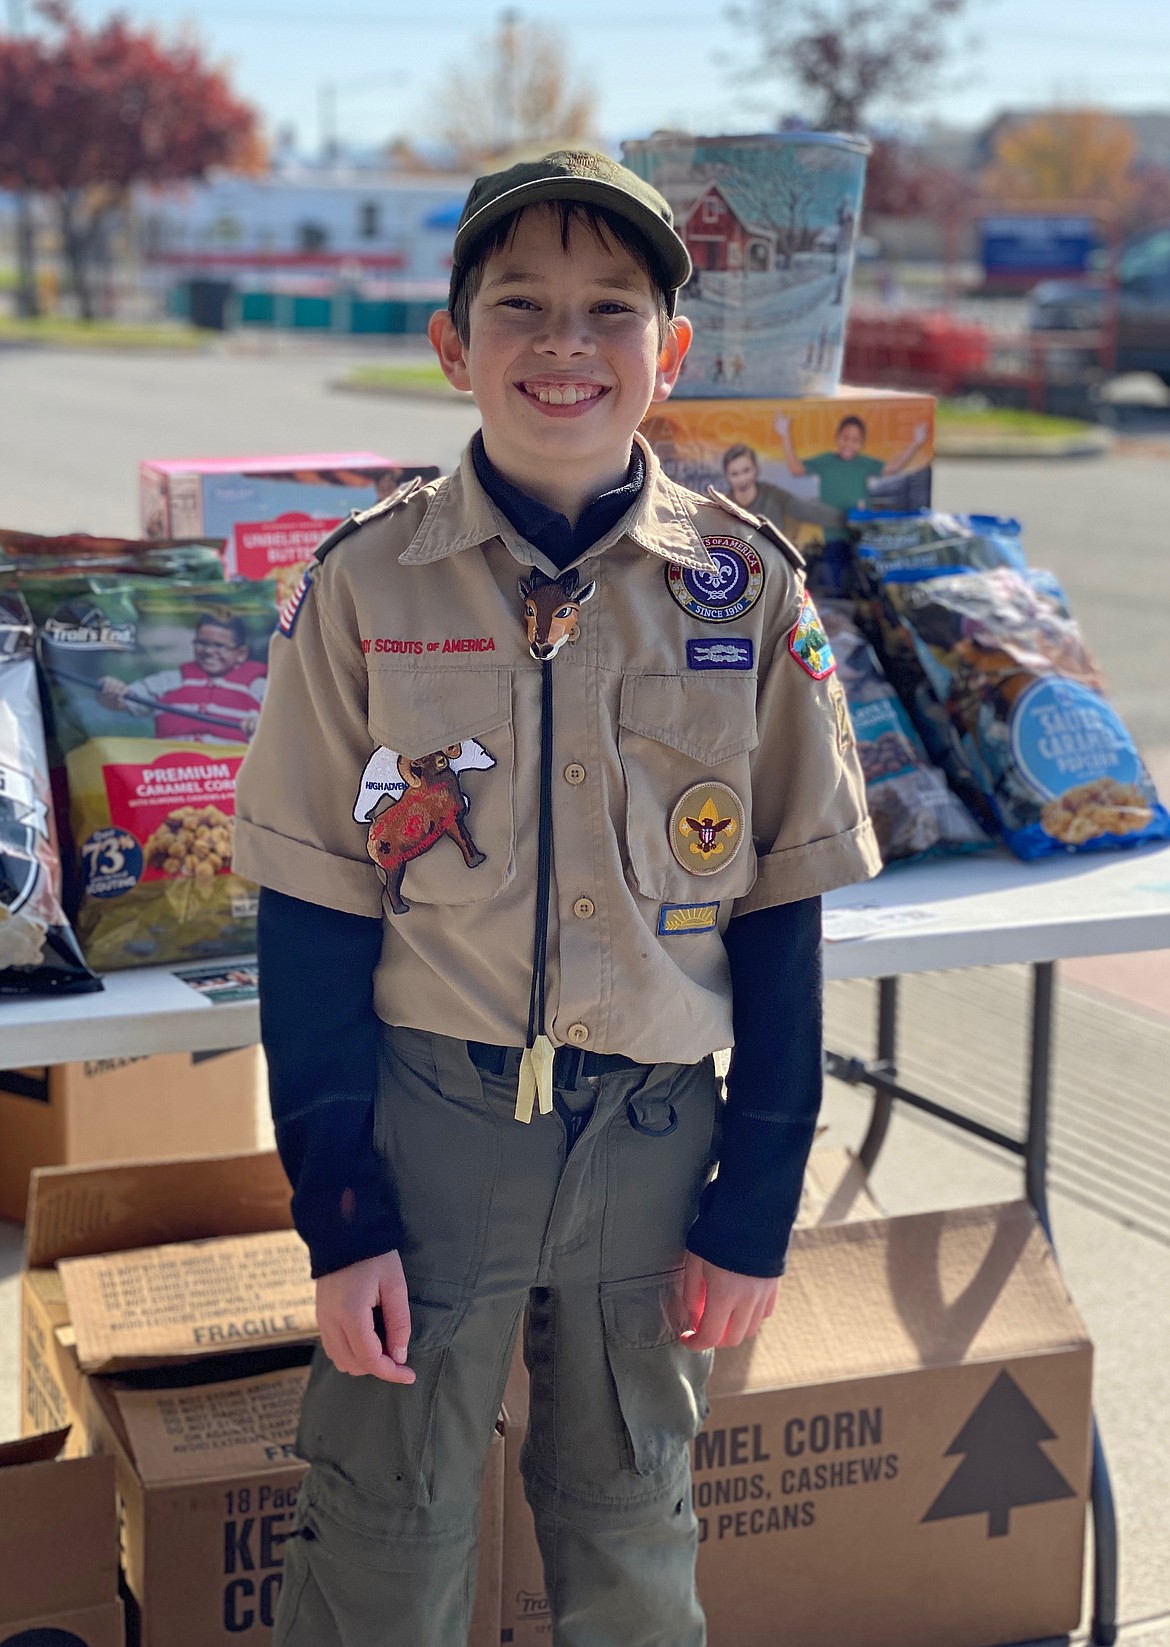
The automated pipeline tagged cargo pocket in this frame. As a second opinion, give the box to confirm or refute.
[297,1282,470,1513]
[363,666,514,907]
[618,672,758,904]
[600,1271,711,1478]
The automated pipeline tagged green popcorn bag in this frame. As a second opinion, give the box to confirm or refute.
[31,577,277,970]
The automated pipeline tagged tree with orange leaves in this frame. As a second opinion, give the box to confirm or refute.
[433,13,596,166]
[0,2,262,319]
[981,110,1137,209]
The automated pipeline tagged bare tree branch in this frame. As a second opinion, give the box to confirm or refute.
[729,0,967,130]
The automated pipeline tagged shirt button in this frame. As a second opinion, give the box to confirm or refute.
[572,896,596,919]
[564,763,587,786]
[566,1022,590,1046]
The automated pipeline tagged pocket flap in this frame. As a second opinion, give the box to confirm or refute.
[367,667,509,755]
[601,1271,688,1350]
[619,674,757,765]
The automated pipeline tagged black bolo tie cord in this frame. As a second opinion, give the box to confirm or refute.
[525,658,554,1054]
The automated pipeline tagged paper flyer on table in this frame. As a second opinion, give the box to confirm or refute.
[822,905,941,943]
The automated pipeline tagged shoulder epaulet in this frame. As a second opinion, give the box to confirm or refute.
[314,476,425,563]
[706,486,806,573]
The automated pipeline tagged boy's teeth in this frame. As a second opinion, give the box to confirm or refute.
[532,385,599,405]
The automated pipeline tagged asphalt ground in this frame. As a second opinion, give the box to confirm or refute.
[0,341,1168,1641]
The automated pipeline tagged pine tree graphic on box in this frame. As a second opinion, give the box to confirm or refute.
[923,1369,1076,1537]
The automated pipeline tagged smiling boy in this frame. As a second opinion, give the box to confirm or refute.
[236,151,878,1647]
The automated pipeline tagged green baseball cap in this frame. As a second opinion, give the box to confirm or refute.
[449,149,692,314]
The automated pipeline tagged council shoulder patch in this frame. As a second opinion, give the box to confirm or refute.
[788,593,836,680]
[277,567,313,637]
[669,781,746,876]
[665,536,764,624]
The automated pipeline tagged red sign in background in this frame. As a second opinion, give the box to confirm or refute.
[232,512,342,580]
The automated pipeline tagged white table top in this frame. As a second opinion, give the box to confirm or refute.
[822,839,1170,981]
[1,844,1168,1068]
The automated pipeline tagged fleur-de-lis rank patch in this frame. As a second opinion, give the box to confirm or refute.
[669,782,745,876]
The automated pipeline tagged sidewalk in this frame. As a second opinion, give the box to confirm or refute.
[0,962,1166,1643]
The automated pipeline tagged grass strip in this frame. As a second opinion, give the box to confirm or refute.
[0,317,206,349]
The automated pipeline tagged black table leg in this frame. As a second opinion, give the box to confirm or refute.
[1025,962,1118,1647]
[858,976,899,1173]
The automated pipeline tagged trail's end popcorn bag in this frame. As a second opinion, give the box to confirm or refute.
[820,601,988,864]
[885,566,1170,860]
[0,594,99,993]
[28,576,277,969]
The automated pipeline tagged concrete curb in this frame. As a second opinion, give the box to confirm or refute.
[935,428,1113,460]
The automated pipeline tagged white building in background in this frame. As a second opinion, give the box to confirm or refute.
[137,170,473,293]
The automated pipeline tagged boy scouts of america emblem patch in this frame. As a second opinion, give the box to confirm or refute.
[669,782,745,875]
[788,594,836,680]
[665,536,764,624]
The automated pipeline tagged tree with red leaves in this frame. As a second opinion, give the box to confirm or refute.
[864,136,967,224]
[0,3,261,319]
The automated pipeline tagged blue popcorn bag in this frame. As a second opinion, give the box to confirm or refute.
[883,566,1170,859]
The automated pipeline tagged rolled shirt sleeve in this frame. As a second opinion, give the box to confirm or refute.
[734,583,881,915]
[235,558,383,918]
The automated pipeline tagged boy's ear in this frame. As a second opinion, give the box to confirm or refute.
[651,316,693,403]
[428,308,472,394]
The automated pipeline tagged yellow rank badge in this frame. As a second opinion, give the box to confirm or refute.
[669,782,745,875]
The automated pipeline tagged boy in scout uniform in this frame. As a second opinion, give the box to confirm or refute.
[236,150,879,1647]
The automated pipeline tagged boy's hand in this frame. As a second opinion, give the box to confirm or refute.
[97,675,129,709]
[315,1249,416,1384]
[681,1251,778,1351]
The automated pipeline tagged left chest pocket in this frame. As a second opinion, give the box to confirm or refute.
[618,672,758,904]
[363,667,515,908]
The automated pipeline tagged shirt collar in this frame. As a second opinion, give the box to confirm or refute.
[398,431,717,574]
[470,431,645,567]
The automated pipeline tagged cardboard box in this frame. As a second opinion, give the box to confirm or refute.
[21,1151,300,1452]
[500,1201,1093,1647]
[0,1426,124,1645]
[20,1151,504,1647]
[0,1048,263,1224]
[641,388,934,593]
[139,454,440,595]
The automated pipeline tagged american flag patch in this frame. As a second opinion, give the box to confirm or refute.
[277,569,313,637]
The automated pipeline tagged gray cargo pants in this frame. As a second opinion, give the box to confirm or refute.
[276,1024,719,1647]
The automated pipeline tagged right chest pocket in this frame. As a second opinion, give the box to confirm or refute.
[618,672,759,905]
[362,667,515,909]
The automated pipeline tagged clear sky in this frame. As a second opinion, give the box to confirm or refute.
[59,0,1170,158]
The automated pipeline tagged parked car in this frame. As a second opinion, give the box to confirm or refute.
[1028,225,1170,382]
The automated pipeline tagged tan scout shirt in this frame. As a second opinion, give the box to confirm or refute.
[234,434,880,1064]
